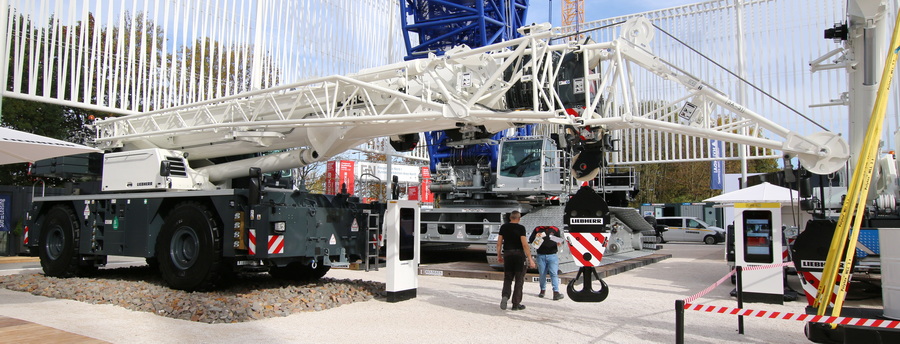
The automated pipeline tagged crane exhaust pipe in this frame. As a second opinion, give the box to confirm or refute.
[197,148,320,183]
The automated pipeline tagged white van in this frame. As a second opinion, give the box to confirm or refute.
[656,217,725,244]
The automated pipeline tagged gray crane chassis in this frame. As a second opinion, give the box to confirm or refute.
[24,177,382,291]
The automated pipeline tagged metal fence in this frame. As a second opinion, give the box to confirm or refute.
[1,0,405,115]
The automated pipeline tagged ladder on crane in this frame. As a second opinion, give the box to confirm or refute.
[364,223,382,272]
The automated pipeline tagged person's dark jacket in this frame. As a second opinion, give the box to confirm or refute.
[528,226,562,254]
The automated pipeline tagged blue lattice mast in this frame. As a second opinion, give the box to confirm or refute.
[398,1,533,176]
[400,0,530,60]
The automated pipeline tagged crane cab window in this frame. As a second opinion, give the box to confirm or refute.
[499,140,542,178]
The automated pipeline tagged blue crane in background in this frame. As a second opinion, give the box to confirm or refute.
[399,0,532,174]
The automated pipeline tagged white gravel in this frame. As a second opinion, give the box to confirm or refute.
[0,243,819,343]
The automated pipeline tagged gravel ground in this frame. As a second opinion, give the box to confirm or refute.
[0,266,384,324]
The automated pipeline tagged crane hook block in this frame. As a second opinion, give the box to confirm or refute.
[563,185,612,302]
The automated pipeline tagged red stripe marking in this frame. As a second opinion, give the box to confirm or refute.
[567,240,593,266]
[590,232,607,245]
[248,230,256,255]
[578,234,606,265]
[569,233,605,266]
[274,238,284,253]
[769,312,780,319]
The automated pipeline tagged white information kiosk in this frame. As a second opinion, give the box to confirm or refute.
[734,202,783,304]
[385,200,420,302]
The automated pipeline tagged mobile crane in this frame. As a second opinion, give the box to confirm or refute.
[23,17,848,291]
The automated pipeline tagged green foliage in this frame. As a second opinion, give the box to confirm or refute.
[632,157,780,205]
[12,220,23,237]
[1,10,278,187]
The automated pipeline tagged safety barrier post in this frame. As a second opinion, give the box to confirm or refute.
[736,266,744,335]
[675,299,684,344]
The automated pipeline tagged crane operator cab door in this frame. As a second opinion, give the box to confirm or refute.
[385,200,420,302]
[494,136,565,194]
[734,203,783,304]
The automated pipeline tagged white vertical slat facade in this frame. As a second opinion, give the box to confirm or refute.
[1,0,404,115]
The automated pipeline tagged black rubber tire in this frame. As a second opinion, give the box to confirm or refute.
[145,257,159,269]
[309,263,331,280]
[39,205,81,277]
[157,202,222,291]
[704,235,717,245]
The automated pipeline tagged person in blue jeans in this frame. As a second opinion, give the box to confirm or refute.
[528,225,564,300]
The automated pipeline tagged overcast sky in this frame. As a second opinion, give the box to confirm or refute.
[525,0,702,26]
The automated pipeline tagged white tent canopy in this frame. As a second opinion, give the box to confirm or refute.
[0,127,100,165]
[703,182,799,204]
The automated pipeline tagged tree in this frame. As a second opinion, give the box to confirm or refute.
[624,103,780,205]
[1,9,284,186]
[1,13,108,185]
[294,161,326,193]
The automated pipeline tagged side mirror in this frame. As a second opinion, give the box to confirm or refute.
[159,160,171,177]
[249,167,262,206]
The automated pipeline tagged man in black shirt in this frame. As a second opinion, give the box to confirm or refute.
[496,210,535,310]
[529,226,565,300]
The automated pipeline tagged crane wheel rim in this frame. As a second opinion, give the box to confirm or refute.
[170,226,200,270]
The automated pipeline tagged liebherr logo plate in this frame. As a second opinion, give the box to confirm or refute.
[569,218,604,225]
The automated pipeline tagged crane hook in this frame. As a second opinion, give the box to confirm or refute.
[566,266,609,302]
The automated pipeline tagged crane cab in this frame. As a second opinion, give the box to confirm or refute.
[493,136,567,195]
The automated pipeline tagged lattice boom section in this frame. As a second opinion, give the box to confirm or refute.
[560,0,872,165]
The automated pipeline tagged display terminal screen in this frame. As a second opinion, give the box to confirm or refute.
[743,210,773,263]
[399,208,415,261]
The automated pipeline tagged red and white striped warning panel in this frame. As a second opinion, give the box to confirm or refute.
[248,229,285,255]
[683,303,900,328]
[797,270,840,307]
[565,232,609,267]
[268,235,285,254]
[23,226,29,245]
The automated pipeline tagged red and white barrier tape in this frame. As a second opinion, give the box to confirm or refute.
[684,270,735,304]
[683,303,900,328]
[741,262,794,271]
[684,262,793,304]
